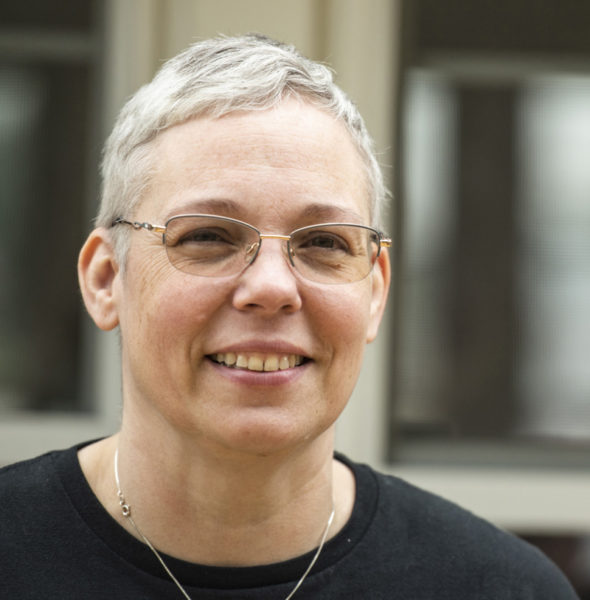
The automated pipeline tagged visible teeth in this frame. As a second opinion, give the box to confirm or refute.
[247,356,264,371]
[212,352,305,372]
[264,356,279,372]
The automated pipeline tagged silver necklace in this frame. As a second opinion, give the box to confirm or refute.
[114,449,335,600]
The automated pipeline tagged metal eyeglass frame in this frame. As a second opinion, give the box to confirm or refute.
[111,214,392,281]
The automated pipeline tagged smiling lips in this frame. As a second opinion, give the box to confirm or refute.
[210,352,305,372]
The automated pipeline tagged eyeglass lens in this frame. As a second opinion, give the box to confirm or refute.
[163,215,380,283]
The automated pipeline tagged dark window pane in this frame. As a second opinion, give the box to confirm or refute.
[0,60,90,412]
[0,0,92,31]
[394,0,590,464]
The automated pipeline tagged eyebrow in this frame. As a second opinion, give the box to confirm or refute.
[298,202,364,224]
[164,198,242,219]
[164,199,365,225]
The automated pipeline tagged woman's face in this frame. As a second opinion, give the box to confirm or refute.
[112,99,390,456]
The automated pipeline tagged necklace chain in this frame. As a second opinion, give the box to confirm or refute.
[114,449,335,600]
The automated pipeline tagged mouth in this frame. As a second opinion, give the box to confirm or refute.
[208,352,308,372]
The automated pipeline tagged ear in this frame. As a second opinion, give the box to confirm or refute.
[78,227,120,331]
[366,248,391,343]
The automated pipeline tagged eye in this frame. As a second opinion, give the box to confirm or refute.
[297,231,350,252]
[174,227,235,246]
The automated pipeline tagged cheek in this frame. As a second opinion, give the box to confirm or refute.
[140,279,227,343]
[119,273,233,410]
[317,282,371,328]
[311,284,372,366]
[120,257,229,359]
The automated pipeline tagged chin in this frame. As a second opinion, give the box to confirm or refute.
[210,411,333,458]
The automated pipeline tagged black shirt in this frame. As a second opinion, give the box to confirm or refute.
[0,443,579,599]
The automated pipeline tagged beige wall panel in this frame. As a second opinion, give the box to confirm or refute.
[160,0,322,60]
[103,0,161,126]
[326,0,399,189]
[326,0,400,463]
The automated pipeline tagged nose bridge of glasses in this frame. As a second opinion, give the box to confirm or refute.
[259,233,291,242]
[247,233,295,267]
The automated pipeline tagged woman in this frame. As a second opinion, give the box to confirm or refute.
[0,35,578,599]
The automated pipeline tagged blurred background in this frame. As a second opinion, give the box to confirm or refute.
[0,0,588,594]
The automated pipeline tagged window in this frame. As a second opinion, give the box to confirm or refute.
[392,2,590,594]
[0,1,118,463]
[394,0,590,466]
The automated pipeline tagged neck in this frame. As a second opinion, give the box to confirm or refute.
[79,427,353,567]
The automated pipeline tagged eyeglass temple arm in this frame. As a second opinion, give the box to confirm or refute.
[111,218,166,234]
[380,237,392,248]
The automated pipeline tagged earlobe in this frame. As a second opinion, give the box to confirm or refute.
[366,249,391,343]
[78,228,120,331]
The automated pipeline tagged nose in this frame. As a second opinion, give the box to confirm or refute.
[232,238,302,315]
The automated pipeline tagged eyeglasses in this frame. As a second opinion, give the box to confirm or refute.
[111,214,391,284]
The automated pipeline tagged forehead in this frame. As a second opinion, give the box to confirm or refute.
[142,100,371,225]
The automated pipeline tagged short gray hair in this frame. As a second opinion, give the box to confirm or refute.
[97,34,387,260]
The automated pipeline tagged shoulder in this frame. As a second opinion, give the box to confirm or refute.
[0,440,97,497]
[0,451,59,494]
[0,444,89,526]
[0,450,69,571]
[0,451,66,518]
[343,457,579,598]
